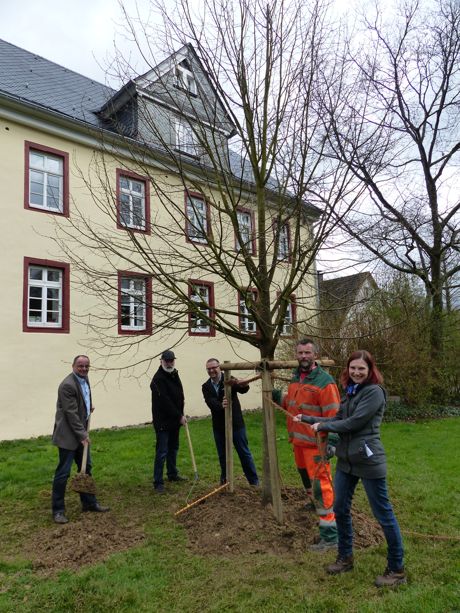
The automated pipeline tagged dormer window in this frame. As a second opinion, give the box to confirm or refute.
[175,120,199,156]
[176,63,197,95]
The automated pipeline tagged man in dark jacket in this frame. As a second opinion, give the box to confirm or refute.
[51,355,109,523]
[202,358,258,485]
[150,350,187,493]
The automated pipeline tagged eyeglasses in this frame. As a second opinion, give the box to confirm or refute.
[76,365,90,369]
[206,366,220,372]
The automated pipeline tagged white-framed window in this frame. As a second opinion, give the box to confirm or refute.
[176,120,198,156]
[120,277,147,331]
[239,290,257,333]
[189,282,214,335]
[176,63,197,95]
[186,194,208,243]
[29,150,64,212]
[281,301,294,336]
[27,266,63,327]
[236,209,254,253]
[118,173,146,230]
[277,223,290,260]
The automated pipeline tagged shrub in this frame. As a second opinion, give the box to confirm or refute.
[384,400,460,422]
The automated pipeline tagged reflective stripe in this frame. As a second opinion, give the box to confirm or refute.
[316,506,334,516]
[288,402,339,414]
[298,404,322,413]
[288,431,317,444]
[319,518,337,527]
[322,402,340,412]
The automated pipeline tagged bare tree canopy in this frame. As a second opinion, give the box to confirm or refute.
[54,0,352,363]
[321,0,460,357]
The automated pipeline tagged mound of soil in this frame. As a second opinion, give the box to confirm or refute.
[25,512,145,574]
[178,485,383,556]
[24,484,383,574]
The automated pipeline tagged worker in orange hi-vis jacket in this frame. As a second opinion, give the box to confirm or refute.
[273,338,340,551]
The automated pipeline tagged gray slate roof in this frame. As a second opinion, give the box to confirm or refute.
[0,39,115,127]
[319,272,375,306]
[318,272,377,329]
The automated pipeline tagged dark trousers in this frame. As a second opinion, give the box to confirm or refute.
[334,469,404,571]
[153,428,180,487]
[51,445,97,513]
[213,427,259,485]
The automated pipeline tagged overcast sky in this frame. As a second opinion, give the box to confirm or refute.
[0,0,152,86]
[0,0,366,277]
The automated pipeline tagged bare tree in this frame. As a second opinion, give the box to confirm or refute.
[321,0,460,370]
[53,0,352,513]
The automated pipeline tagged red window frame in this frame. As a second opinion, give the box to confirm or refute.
[116,169,151,234]
[184,191,211,245]
[117,271,152,335]
[188,279,216,337]
[24,141,69,217]
[235,207,256,255]
[23,257,70,333]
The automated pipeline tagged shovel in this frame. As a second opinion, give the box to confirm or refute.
[184,419,199,481]
[70,414,97,495]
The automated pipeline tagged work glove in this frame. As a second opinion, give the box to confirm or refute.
[326,444,336,459]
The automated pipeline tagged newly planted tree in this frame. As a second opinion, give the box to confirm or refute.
[53,0,352,514]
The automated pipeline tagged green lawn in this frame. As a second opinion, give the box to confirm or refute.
[0,414,459,613]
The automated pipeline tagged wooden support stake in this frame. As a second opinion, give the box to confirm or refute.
[224,361,234,493]
[261,365,283,522]
[224,373,262,386]
[174,482,229,516]
[219,359,334,371]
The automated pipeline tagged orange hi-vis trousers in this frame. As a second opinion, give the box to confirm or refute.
[294,445,337,543]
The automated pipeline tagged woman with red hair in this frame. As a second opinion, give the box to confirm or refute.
[293,350,406,587]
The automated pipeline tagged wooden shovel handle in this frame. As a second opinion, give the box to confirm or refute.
[184,420,197,475]
[80,413,91,474]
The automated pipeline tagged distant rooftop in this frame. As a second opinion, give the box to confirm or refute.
[319,272,376,307]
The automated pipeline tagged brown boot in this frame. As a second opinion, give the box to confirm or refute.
[326,556,354,574]
[375,567,407,588]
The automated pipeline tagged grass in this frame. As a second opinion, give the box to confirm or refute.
[0,414,459,613]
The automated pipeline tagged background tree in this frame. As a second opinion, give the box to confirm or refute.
[321,0,460,386]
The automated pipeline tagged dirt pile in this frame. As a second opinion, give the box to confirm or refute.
[178,485,383,556]
[24,484,383,574]
[25,512,145,574]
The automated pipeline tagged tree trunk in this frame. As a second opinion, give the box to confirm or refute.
[260,360,283,522]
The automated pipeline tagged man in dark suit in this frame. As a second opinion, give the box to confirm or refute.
[202,358,259,485]
[51,355,109,523]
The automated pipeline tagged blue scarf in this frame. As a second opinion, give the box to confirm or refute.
[346,381,364,396]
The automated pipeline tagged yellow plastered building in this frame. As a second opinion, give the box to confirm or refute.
[0,40,320,441]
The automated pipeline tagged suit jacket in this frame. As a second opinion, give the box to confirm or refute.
[201,375,249,432]
[52,372,90,450]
